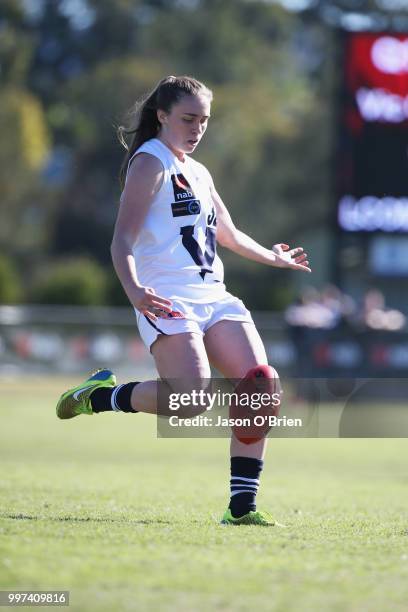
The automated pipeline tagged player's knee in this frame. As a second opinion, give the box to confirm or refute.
[167,377,212,417]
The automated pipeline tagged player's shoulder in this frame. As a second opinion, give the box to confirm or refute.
[123,153,165,196]
[127,152,164,177]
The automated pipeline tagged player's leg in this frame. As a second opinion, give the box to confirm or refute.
[56,331,211,419]
[205,319,271,455]
[92,331,211,416]
[204,319,282,525]
[56,298,212,419]
[130,331,212,415]
[127,305,212,415]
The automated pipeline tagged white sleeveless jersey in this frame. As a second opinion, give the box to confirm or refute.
[124,138,226,303]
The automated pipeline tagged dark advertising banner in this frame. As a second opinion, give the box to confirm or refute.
[337,32,408,235]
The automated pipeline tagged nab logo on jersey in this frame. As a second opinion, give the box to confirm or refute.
[170,174,201,217]
[171,174,194,200]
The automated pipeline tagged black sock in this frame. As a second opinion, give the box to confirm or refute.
[90,383,139,413]
[228,456,264,518]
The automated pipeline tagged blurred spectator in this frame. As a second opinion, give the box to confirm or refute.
[359,289,405,331]
[320,284,355,323]
[285,285,406,333]
[285,285,356,330]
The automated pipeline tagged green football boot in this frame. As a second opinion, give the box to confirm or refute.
[220,509,285,527]
[56,368,116,420]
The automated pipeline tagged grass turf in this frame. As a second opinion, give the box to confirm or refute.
[0,377,407,611]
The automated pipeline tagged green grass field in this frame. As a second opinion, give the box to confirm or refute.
[1,378,407,612]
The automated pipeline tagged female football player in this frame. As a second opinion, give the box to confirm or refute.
[56,76,311,525]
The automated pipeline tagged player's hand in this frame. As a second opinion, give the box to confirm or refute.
[271,243,311,273]
[132,286,173,322]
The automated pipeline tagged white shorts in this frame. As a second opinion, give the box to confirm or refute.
[135,293,253,351]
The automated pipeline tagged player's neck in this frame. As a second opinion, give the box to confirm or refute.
[157,136,185,162]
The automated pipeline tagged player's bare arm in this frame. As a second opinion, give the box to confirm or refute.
[210,183,311,273]
[111,153,173,320]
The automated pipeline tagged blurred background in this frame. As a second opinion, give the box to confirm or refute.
[0,0,408,380]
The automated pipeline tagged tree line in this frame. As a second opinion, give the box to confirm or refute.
[2,0,386,309]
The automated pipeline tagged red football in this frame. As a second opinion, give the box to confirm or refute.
[230,365,281,444]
